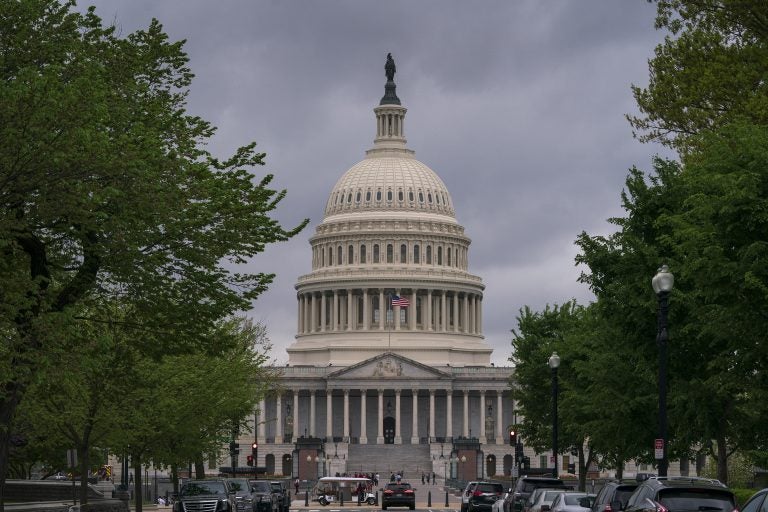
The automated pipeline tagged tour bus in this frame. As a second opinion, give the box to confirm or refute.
[312,476,376,506]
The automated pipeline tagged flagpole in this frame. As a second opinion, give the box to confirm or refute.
[387,293,392,351]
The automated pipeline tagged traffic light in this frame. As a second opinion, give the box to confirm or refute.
[509,429,517,446]
[515,442,524,462]
[246,455,254,467]
[251,442,258,465]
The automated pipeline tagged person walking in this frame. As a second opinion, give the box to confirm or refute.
[294,478,300,494]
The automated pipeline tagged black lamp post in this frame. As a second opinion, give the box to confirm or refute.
[548,351,560,478]
[652,264,674,477]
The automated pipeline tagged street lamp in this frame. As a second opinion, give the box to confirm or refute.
[652,264,674,477]
[548,351,560,478]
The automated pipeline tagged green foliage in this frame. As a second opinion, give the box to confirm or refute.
[0,0,305,495]
[629,0,768,155]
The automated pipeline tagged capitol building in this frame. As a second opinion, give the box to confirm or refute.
[244,56,517,482]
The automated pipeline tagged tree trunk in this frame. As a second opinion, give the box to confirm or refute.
[716,435,728,485]
[195,458,205,479]
[171,464,179,494]
[134,456,143,512]
[615,460,624,480]
[0,387,24,512]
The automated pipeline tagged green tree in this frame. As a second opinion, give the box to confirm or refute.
[0,1,306,504]
[628,0,768,155]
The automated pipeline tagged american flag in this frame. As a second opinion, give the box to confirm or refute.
[391,295,410,308]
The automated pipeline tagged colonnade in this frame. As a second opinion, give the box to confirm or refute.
[297,288,482,335]
[256,388,506,445]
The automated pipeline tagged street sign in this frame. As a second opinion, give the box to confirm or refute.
[654,439,664,459]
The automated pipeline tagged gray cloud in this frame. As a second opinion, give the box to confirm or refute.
[80,0,673,365]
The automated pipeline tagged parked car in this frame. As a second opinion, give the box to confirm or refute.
[174,479,237,512]
[382,482,415,510]
[504,477,568,512]
[550,492,595,512]
[249,480,279,512]
[462,481,480,512]
[227,478,257,512]
[739,487,768,512]
[528,489,568,512]
[270,481,290,512]
[591,481,639,512]
[467,482,505,512]
[623,476,735,512]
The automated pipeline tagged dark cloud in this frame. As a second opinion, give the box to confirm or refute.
[79,0,671,364]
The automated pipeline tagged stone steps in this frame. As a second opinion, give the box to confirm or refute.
[346,444,433,482]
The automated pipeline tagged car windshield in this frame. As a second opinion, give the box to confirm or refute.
[543,491,564,502]
[564,494,587,505]
[386,484,412,491]
[251,482,272,493]
[181,482,227,496]
[658,490,735,512]
[270,483,282,491]
[229,480,249,492]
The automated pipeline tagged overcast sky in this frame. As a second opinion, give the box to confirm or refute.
[81,1,673,366]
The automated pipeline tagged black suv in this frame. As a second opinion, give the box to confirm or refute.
[623,477,735,512]
[249,480,279,512]
[591,481,639,512]
[270,481,290,512]
[504,477,568,512]
[174,479,237,512]
[467,482,505,512]
[228,479,258,512]
[382,482,416,510]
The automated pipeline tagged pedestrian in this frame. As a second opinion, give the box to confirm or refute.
[294,477,300,494]
[431,472,435,484]
[421,473,425,485]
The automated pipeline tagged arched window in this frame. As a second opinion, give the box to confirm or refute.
[398,189,404,201]
[373,244,380,263]
[386,244,393,263]
[400,244,407,263]
[356,191,361,203]
[348,245,354,264]
[426,245,432,264]
[447,247,452,266]
[360,244,367,264]
[321,249,325,266]
[338,245,343,264]
[437,246,443,265]
[409,190,414,202]
[428,193,433,203]
[347,193,352,203]
[387,190,393,201]
[413,244,420,264]
[418,192,424,203]
[328,247,333,265]
[436,193,441,205]
[366,190,371,201]
[377,190,382,201]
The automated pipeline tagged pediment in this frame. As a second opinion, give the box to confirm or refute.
[327,352,451,380]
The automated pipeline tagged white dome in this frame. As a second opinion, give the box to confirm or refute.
[324,155,455,219]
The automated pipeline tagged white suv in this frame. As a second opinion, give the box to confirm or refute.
[461,482,479,512]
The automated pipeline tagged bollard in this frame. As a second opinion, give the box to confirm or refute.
[428,490,432,507]
[375,490,379,506]
[445,491,449,507]
[340,490,344,507]
[305,490,309,506]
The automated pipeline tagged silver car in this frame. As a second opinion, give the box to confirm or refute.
[550,492,595,512]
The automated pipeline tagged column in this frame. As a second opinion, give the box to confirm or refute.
[394,389,402,444]
[360,390,368,444]
[275,394,283,444]
[379,290,385,330]
[297,295,302,334]
[363,289,370,330]
[453,293,459,332]
[377,389,384,444]
[310,293,317,332]
[343,389,350,441]
[411,390,419,444]
[479,391,486,443]
[326,389,333,442]
[429,390,436,440]
[470,295,476,334]
[446,392,453,440]
[293,390,300,440]
[496,393,504,444]
[310,391,317,437]
[441,291,447,331]
[333,291,339,331]
[410,289,417,329]
[258,398,266,440]
[321,293,327,331]
[347,289,354,331]
[463,294,469,332]
[477,297,483,334]
[463,390,469,438]
[426,289,433,331]
[394,289,401,330]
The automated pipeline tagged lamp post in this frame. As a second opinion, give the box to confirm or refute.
[652,264,674,477]
[548,351,560,478]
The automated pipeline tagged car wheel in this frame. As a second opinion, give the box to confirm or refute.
[368,498,376,505]
[319,498,328,506]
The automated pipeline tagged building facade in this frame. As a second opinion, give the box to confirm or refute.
[242,56,517,482]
